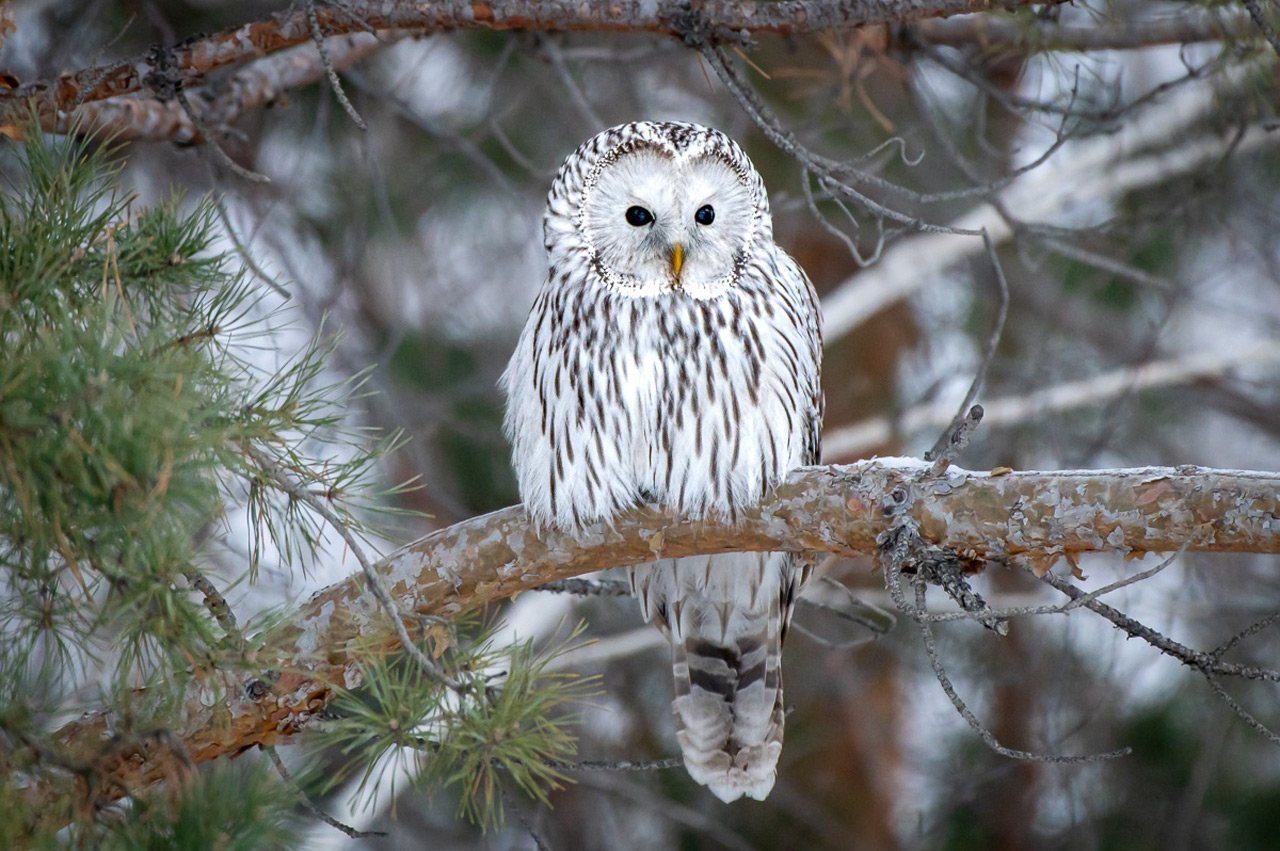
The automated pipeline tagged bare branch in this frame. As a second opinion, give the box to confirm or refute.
[925,404,984,476]
[50,32,395,144]
[2,0,1069,135]
[820,65,1277,345]
[39,461,1280,809]
[823,342,1280,459]
[307,0,369,130]
[264,745,387,839]
[877,498,1122,762]
[1039,572,1280,683]
[545,756,684,772]
[1242,0,1280,58]
[924,232,1008,468]
[904,10,1256,53]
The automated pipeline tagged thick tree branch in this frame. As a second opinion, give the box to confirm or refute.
[903,10,1255,53]
[2,0,1067,135]
[45,460,1280,811]
[824,342,1280,459]
[49,31,396,143]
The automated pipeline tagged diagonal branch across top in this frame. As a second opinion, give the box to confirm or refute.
[0,0,1069,132]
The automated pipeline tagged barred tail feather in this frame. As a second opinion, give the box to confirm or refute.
[632,553,795,803]
[672,612,785,802]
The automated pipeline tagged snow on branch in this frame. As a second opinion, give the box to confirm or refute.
[1,0,1068,136]
[46,459,1280,807]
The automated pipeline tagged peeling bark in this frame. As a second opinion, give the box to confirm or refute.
[45,460,1280,808]
[1,0,1069,135]
[47,32,394,143]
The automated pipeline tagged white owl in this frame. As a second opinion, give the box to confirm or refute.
[502,121,823,802]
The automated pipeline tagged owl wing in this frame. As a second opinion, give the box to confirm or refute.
[632,243,824,802]
[501,281,650,530]
[778,247,823,469]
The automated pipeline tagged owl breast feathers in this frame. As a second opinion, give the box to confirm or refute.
[502,121,822,802]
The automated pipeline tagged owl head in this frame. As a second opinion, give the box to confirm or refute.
[544,122,772,299]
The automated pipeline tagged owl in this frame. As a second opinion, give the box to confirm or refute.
[502,121,823,802]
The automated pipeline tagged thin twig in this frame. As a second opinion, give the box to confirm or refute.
[307,0,368,130]
[264,745,387,838]
[1241,0,1280,58]
[878,518,1128,763]
[501,783,553,851]
[910,569,1127,763]
[213,197,291,299]
[793,576,897,646]
[704,46,983,237]
[1040,572,1280,683]
[914,545,1006,634]
[1203,673,1280,746]
[925,229,1009,465]
[174,86,271,183]
[536,578,632,596]
[1211,610,1280,661]
[543,756,684,771]
[542,36,605,130]
[247,446,462,692]
[923,547,1185,625]
[926,405,984,476]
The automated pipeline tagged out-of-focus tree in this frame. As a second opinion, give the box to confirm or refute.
[2,1,1280,848]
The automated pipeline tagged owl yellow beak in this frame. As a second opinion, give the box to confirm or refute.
[670,242,684,279]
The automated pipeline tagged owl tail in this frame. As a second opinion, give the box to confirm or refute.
[668,594,786,803]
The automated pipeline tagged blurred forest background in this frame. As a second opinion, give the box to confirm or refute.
[3,0,1280,848]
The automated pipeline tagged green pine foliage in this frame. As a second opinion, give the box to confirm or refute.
[1,134,232,685]
[101,762,300,851]
[324,619,596,830]
[0,129,595,845]
[0,127,339,845]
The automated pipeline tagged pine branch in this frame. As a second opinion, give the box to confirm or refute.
[36,459,1280,815]
[2,0,1070,136]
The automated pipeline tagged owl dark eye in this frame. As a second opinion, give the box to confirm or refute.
[695,205,715,226]
[625,206,654,227]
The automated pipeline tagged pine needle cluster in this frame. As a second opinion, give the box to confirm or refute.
[0,129,596,845]
[0,129,382,844]
[324,619,596,830]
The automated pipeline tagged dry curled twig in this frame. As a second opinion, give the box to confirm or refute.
[876,496,1128,763]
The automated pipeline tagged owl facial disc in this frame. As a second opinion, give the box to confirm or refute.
[575,129,765,299]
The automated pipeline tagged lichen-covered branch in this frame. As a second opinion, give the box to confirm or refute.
[46,460,1280,809]
[48,31,395,143]
[2,0,1068,135]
